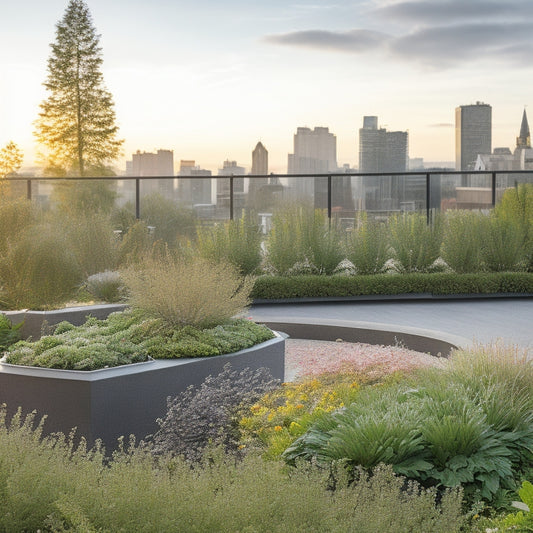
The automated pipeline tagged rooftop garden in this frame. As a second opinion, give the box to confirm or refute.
[1,342,533,531]
[0,183,531,311]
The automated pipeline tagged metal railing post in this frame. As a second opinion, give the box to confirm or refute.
[229,176,234,220]
[327,175,332,223]
[491,172,496,207]
[135,178,140,219]
[426,173,431,224]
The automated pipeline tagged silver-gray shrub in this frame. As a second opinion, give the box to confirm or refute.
[85,270,125,303]
[148,364,279,461]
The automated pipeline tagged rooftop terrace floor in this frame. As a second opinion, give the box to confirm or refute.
[250,298,533,353]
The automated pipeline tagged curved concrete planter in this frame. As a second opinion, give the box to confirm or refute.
[0,333,285,451]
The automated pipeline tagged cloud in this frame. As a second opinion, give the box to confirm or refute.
[429,123,454,128]
[372,0,533,24]
[264,1,533,69]
[264,29,388,53]
[390,22,533,68]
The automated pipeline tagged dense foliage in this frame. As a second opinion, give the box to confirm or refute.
[279,345,533,507]
[252,272,533,299]
[2,311,274,370]
[0,407,467,532]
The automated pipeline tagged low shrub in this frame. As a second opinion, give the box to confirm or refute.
[481,216,527,272]
[388,212,443,273]
[85,270,125,303]
[4,311,275,369]
[265,206,305,275]
[282,344,533,507]
[0,223,82,310]
[0,314,22,351]
[196,214,262,276]
[251,272,533,300]
[59,212,118,276]
[121,253,253,329]
[139,192,197,246]
[344,214,389,275]
[0,406,468,532]
[301,209,344,274]
[148,364,279,461]
[441,211,484,273]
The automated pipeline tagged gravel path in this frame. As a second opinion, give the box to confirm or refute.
[285,338,447,381]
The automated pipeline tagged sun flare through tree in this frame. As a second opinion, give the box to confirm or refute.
[34,0,123,177]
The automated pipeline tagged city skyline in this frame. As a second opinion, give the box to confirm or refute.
[3,0,533,173]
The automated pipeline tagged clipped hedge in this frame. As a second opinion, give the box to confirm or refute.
[251,272,533,300]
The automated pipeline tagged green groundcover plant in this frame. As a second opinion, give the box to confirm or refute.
[2,311,274,370]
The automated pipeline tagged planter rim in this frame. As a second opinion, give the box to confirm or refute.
[0,331,283,381]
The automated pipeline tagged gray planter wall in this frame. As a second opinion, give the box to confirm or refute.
[0,334,285,452]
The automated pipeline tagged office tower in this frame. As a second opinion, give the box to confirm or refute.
[130,149,174,176]
[217,160,246,213]
[358,117,409,211]
[287,126,349,210]
[288,127,337,175]
[249,142,270,209]
[455,102,492,171]
[177,160,212,206]
[251,142,268,174]
[126,149,174,195]
[359,117,408,173]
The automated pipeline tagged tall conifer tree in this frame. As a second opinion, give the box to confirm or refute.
[34,0,122,176]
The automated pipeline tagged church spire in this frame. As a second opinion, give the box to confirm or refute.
[517,108,531,149]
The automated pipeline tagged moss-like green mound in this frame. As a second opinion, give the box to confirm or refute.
[3,311,275,370]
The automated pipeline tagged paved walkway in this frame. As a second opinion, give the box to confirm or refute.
[250,298,533,352]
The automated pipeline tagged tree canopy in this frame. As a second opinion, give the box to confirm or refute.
[34,0,123,176]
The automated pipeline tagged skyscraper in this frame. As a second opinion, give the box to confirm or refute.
[249,142,269,209]
[358,117,409,211]
[126,149,174,195]
[177,160,212,206]
[251,142,268,175]
[455,102,492,171]
[287,126,341,208]
[358,117,408,173]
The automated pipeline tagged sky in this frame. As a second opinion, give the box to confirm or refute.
[2,0,533,174]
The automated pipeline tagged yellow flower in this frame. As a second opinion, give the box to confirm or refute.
[274,425,283,432]
[296,404,304,409]
[250,404,261,414]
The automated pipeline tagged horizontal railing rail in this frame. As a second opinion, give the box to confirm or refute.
[7,169,533,223]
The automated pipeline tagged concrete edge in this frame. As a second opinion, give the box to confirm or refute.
[258,317,471,358]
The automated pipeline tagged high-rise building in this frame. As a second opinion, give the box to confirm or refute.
[217,160,246,212]
[177,160,212,206]
[124,149,174,197]
[288,127,337,175]
[249,142,272,209]
[251,142,268,175]
[359,117,408,173]
[287,126,347,209]
[358,117,410,211]
[130,149,174,176]
[455,102,492,171]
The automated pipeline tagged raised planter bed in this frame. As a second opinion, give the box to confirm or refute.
[0,332,285,451]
